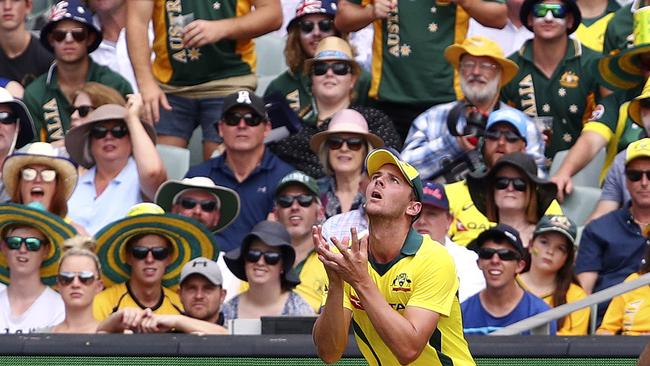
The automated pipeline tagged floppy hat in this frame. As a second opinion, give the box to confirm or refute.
[94,206,218,288]
[625,138,650,165]
[275,170,320,196]
[628,78,650,126]
[287,0,338,31]
[0,202,77,286]
[309,109,384,153]
[0,87,35,150]
[485,109,528,144]
[2,142,78,201]
[596,8,650,90]
[154,177,241,233]
[221,90,267,119]
[444,36,519,86]
[224,220,300,287]
[467,152,557,221]
[365,147,423,203]
[180,257,223,286]
[40,0,102,53]
[533,215,577,247]
[519,0,581,34]
[64,104,157,169]
[304,36,361,76]
[467,223,526,258]
[421,181,449,211]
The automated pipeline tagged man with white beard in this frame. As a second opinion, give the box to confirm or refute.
[402,36,544,181]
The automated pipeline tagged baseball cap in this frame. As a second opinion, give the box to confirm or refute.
[365,147,423,202]
[275,171,319,197]
[221,90,267,119]
[180,257,223,287]
[533,215,577,247]
[421,181,449,211]
[626,138,650,165]
[486,109,528,143]
[468,224,526,258]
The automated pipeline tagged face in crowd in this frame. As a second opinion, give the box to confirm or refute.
[476,239,526,290]
[125,234,172,286]
[217,106,270,154]
[179,273,226,323]
[57,254,103,309]
[275,185,320,242]
[171,189,221,230]
[1,226,49,277]
[482,122,526,168]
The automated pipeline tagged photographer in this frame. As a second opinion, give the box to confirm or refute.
[401,36,544,181]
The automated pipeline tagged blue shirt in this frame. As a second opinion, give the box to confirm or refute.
[185,149,293,253]
[575,205,648,323]
[461,291,556,335]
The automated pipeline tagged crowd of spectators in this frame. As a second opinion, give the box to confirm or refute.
[2,0,650,345]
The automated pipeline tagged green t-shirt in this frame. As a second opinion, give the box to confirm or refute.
[151,0,255,86]
[349,0,504,105]
[501,39,601,158]
[23,60,133,142]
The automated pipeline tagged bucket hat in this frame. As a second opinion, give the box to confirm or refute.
[40,0,102,53]
[287,0,338,31]
[444,36,519,86]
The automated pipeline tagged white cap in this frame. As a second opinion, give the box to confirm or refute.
[180,257,223,286]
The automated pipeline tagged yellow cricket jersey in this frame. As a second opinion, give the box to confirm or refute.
[446,180,563,246]
[343,229,475,366]
[575,13,616,53]
[598,272,650,335]
[93,282,184,321]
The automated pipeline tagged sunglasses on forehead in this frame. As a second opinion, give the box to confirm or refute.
[5,236,45,251]
[222,112,264,127]
[57,271,97,286]
[51,28,88,43]
[90,125,129,139]
[130,246,170,261]
[532,3,568,18]
[494,176,527,192]
[299,19,334,34]
[313,62,351,76]
[245,249,282,265]
[477,247,521,261]
[0,111,18,125]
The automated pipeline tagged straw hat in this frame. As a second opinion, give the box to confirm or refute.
[304,36,361,76]
[309,109,384,153]
[64,104,157,169]
[444,36,519,86]
[154,177,241,233]
[95,206,218,288]
[0,203,77,286]
[2,142,78,201]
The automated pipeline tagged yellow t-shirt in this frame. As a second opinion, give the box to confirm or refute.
[294,251,329,313]
[517,276,590,335]
[343,229,475,366]
[598,273,650,335]
[446,180,563,246]
[92,282,184,321]
[574,13,616,53]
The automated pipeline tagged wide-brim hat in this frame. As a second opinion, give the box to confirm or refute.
[309,109,384,153]
[224,220,300,287]
[0,88,35,150]
[0,203,77,286]
[467,152,557,221]
[596,6,650,90]
[40,0,102,53]
[304,36,361,76]
[95,213,218,288]
[286,0,338,31]
[628,78,650,126]
[154,177,241,233]
[2,142,78,201]
[519,0,581,34]
[444,36,519,87]
[64,104,157,169]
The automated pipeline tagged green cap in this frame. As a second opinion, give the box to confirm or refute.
[533,215,577,247]
[275,171,319,197]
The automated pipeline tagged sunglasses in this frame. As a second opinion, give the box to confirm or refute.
[477,247,521,261]
[299,19,334,34]
[90,124,129,139]
[245,249,282,265]
[326,136,365,151]
[276,194,316,208]
[22,168,57,183]
[57,271,97,286]
[5,236,45,251]
[625,169,650,182]
[494,176,527,192]
[532,3,567,18]
[222,112,264,127]
[69,105,93,118]
[485,129,523,143]
[178,197,218,212]
[0,111,18,125]
[51,28,88,43]
[313,62,351,76]
[130,246,170,261]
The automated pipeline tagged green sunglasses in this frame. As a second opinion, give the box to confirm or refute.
[5,236,46,251]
